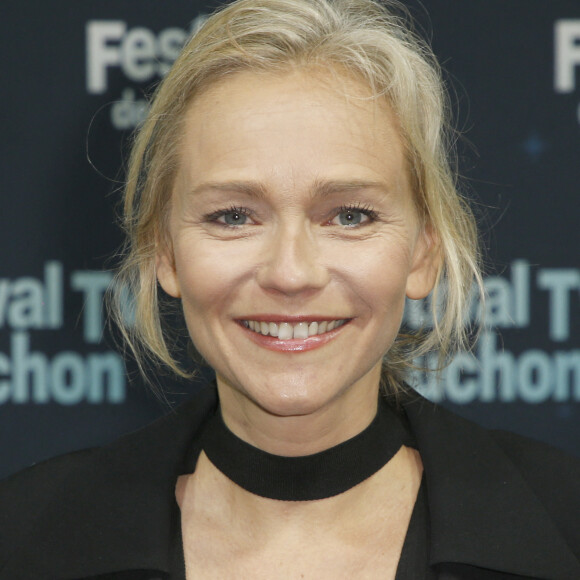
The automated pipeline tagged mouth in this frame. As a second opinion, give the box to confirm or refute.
[242,319,349,340]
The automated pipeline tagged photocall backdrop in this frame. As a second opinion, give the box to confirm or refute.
[1,0,579,480]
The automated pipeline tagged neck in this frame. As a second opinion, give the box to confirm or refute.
[178,445,423,542]
[200,392,411,502]
[215,368,381,457]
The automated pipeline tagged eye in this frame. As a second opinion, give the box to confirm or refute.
[337,209,364,226]
[221,210,248,226]
[204,206,254,227]
[329,205,378,227]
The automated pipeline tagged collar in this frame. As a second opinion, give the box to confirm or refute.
[4,385,579,579]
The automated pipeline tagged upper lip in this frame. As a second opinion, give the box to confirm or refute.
[236,315,349,323]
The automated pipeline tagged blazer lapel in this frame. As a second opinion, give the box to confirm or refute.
[403,394,580,580]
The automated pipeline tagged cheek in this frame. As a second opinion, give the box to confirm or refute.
[337,242,411,337]
[173,238,252,312]
[340,241,412,296]
[367,277,408,325]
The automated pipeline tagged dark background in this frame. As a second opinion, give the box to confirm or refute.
[1,0,579,479]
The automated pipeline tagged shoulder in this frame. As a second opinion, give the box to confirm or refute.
[401,390,580,577]
[401,390,580,486]
[0,384,217,502]
[488,426,580,482]
[404,391,580,507]
[0,447,97,525]
[0,448,98,575]
[489,428,580,550]
[0,385,218,578]
[410,394,580,498]
[0,445,98,488]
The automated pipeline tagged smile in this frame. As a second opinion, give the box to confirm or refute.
[242,319,348,340]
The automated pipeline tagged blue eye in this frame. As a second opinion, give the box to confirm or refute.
[204,206,255,228]
[330,205,378,227]
[222,211,248,225]
[338,210,363,226]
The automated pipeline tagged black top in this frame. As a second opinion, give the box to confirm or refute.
[395,478,434,580]
[168,396,430,579]
[170,478,432,580]
[1,384,580,579]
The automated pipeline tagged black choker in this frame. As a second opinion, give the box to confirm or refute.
[201,398,412,501]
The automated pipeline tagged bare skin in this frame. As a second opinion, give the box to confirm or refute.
[176,446,423,579]
[161,68,439,578]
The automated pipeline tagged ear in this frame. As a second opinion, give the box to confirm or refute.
[156,242,182,298]
[406,224,441,300]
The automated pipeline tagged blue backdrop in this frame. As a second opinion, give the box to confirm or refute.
[1,0,579,479]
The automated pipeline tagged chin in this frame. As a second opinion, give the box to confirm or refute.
[246,377,347,418]
[256,394,325,418]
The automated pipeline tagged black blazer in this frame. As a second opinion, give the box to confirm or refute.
[1,385,579,580]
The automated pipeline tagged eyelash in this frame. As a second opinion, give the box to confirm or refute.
[333,204,379,224]
[203,203,379,227]
[204,206,254,225]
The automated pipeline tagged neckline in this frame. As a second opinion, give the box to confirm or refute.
[201,397,410,501]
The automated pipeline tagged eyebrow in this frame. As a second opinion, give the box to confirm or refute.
[188,180,269,200]
[188,179,390,200]
[310,178,390,199]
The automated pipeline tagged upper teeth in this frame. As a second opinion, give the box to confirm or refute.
[244,320,346,339]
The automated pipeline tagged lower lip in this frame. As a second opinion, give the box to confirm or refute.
[239,321,350,352]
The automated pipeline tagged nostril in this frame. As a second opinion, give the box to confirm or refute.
[256,240,329,295]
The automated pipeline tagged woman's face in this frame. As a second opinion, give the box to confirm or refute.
[157,69,438,423]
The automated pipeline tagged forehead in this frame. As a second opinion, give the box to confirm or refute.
[175,68,410,197]
[186,66,401,138]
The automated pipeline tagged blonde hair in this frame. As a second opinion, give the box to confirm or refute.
[110,0,483,392]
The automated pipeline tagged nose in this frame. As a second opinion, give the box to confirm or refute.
[256,223,330,296]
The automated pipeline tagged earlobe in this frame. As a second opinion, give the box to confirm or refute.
[156,248,182,298]
[406,226,441,300]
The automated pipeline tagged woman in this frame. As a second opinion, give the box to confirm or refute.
[1,0,579,578]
